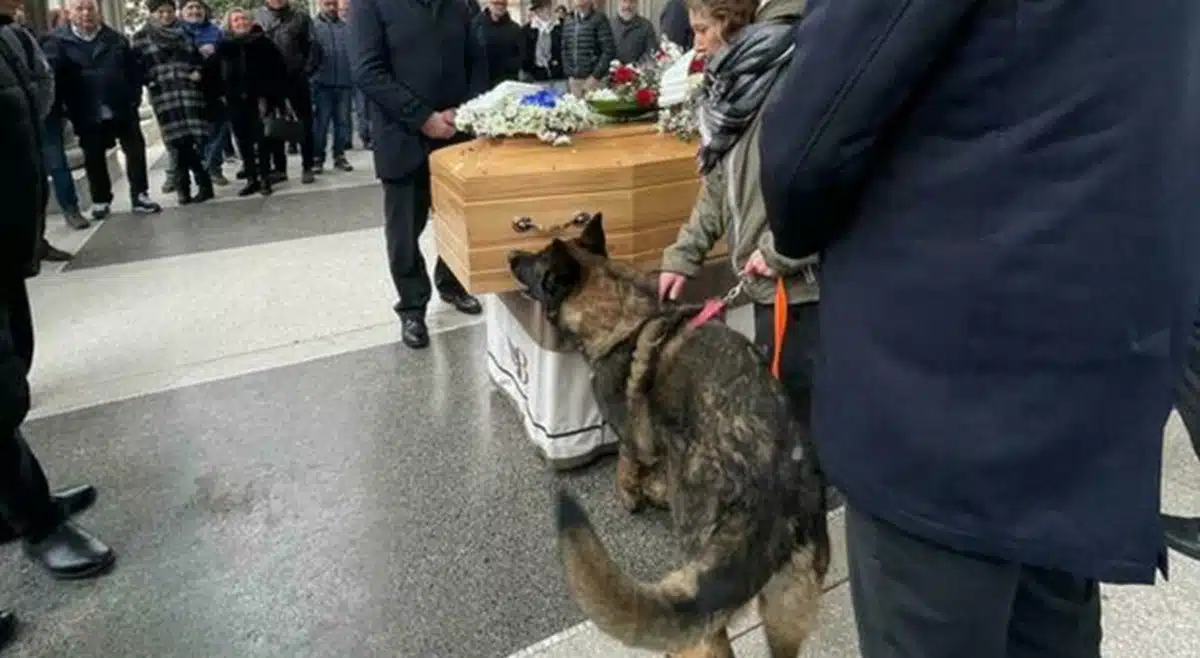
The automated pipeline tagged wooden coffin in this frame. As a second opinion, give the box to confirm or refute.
[430,123,719,294]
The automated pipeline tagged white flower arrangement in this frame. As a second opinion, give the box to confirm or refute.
[655,44,707,141]
[454,88,598,146]
[586,88,621,103]
[655,38,687,68]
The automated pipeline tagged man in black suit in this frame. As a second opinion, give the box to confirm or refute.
[349,0,488,349]
[1,1,117,648]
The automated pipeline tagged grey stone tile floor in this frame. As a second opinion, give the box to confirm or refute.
[5,327,683,657]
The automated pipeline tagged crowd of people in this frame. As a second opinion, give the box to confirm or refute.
[11,0,368,262]
[2,0,1199,655]
[468,0,693,97]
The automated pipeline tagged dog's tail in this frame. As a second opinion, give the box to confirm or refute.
[555,490,790,652]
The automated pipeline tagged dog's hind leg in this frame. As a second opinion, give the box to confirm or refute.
[616,446,646,513]
[666,628,734,658]
[758,547,823,658]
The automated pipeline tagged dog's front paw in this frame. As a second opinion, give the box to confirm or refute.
[618,487,645,514]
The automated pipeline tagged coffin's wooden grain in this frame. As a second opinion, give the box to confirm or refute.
[430,123,721,294]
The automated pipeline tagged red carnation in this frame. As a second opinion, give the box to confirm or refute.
[635,88,659,108]
[612,65,637,85]
[688,57,706,74]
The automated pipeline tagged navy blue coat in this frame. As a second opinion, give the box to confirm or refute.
[42,24,142,134]
[349,0,488,181]
[761,0,1200,584]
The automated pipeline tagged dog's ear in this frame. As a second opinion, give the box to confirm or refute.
[575,213,607,258]
[537,239,583,301]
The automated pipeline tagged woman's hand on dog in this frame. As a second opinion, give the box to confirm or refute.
[659,272,687,300]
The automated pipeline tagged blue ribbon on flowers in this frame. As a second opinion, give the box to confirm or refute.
[520,89,559,109]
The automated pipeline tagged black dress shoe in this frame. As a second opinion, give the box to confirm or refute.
[0,485,98,545]
[401,317,430,349]
[24,521,115,581]
[1163,514,1200,560]
[192,185,215,203]
[0,609,15,650]
[237,180,261,197]
[440,290,482,315]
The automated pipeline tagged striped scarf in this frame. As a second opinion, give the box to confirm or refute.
[697,20,795,175]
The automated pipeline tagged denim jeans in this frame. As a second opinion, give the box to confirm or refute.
[312,85,352,164]
[41,117,79,212]
[354,89,370,144]
[203,120,232,173]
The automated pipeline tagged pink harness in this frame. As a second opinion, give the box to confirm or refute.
[684,280,745,330]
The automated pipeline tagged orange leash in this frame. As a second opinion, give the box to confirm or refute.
[771,278,787,379]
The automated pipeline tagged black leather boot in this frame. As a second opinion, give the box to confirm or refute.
[193,168,215,203]
[237,179,261,197]
[23,521,115,580]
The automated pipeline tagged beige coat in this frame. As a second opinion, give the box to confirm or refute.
[660,0,817,306]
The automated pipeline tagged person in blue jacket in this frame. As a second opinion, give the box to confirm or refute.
[758,0,1200,655]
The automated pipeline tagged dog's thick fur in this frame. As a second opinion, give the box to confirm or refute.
[507,214,830,657]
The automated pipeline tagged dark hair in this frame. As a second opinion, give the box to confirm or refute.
[685,0,758,38]
[530,0,551,10]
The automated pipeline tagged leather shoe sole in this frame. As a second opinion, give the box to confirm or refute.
[0,485,97,545]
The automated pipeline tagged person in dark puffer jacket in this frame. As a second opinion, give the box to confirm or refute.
[253,0,322,184]
[0,4,117,649]
[473,0,524,88]
[560,0,614,97]
[42,0,162,219]
[207,8,288,197]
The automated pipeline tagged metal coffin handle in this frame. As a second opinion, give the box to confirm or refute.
[511,211,594,234]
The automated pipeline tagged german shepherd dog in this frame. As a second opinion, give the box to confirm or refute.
[507,214,829,657]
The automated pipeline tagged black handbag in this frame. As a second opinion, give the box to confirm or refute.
[263,109,302,142]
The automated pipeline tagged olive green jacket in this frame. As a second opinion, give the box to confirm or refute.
[660,0,818,306]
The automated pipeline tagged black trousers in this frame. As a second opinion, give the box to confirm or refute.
[846,505,1102,658]
[79,117,150,205]
[754,301,819,429]
[270,79,315,173]
[229,103,272,183]
[0,277,61,542]
[169,137,210,193]
[383,164,466,319]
